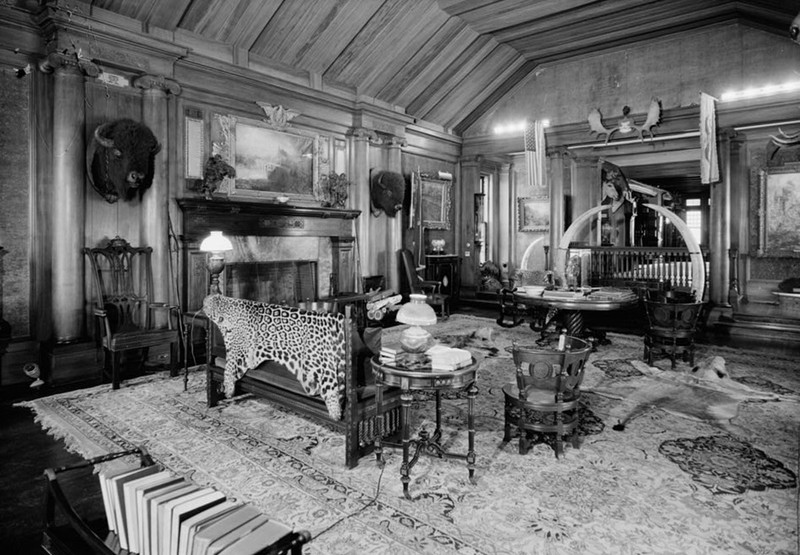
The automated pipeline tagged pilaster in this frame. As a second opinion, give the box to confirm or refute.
[39,51,99,342]
[134,75,181,310]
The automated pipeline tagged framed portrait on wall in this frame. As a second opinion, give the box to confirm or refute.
[518,197,550,232]
[228,116,318,201]
[758,163,800,257]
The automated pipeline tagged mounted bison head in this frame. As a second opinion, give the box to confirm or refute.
[88,119,161,203]
[370,170,405,217]
[792,10,800,44]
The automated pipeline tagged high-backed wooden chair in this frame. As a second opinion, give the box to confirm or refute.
[397,248,449,318]
[502,337,591,457]
[84,236,180,389]
[643,298,704,369]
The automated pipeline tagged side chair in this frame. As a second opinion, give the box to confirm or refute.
[397,248,450,318]
[84,236,181,389]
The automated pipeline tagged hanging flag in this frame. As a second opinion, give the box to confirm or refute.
[524,119,547,188]
[700,93,719,184]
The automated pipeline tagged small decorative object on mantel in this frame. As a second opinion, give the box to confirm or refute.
[320,172,350,208]
[588,98,661,144]
[255,101,300,130]
[191,154,236,200]
[370,170,405,217]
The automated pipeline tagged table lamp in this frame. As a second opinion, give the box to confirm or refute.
[200,230,233,295]
[396,293,437,352]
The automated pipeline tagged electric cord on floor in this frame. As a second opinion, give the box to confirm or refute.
[310,460,386,541]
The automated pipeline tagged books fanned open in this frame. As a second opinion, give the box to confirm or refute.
[98,462,303,555]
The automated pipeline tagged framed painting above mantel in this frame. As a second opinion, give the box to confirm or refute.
[758,162,800,257]
[228,116,319,203]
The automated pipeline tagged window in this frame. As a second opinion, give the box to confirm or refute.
[685,198,702,245]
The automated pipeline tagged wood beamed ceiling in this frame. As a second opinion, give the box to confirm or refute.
[86,0,796,135]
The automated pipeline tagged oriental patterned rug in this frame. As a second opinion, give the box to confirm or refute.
[19,315,799,554]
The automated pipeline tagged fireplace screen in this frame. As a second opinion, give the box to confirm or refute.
[225,260,318,305]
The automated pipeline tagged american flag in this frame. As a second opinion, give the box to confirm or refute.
[525,120,546,188]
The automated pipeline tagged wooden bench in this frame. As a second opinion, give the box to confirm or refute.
[206,302,402,469]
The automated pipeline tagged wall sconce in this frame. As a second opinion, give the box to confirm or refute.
[199,231,233,295]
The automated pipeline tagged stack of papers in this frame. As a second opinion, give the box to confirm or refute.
[426,345,472,371]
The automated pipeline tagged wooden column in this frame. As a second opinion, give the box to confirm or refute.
[459,156,482,291]
[709,129,735,305]
[134,75,181,310]
[569,155,600,245]
[348,127,376,279]
[384,135,406,293]
[549,148,569,268]
[498,162,512,268]
[39,53,98,343]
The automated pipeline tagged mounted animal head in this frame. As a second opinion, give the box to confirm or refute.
[791,10,800,44]
[370,170,406,217]
[88,119,161,203]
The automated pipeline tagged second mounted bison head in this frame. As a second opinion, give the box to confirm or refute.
[370,170,405,217]
[88,119,161,203]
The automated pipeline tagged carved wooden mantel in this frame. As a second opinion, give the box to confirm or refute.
[177,198,361,310]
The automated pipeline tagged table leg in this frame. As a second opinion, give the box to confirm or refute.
[561,309,585,337]
[434,390,442,440]
[467,383,477,485]
[374,379,385,467]
[400,390,413,499]
[183,323,191,391]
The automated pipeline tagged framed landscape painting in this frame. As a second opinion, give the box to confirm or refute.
[229,116,318,201]
[518,197,550,232]
[758,163,800,257]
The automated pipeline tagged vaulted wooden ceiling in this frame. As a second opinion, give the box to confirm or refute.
[91,0,796,135]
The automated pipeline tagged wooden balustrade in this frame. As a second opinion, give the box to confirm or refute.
[570,247,709,292]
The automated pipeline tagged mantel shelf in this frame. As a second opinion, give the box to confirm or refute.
[177,198,360,242]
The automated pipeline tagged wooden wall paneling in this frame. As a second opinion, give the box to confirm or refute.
[0,61,33,340]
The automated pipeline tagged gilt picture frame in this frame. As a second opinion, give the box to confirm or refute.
[757,162,800,257]
[518,197,550,232]
[228,116,318,201]
[414,172,452,230]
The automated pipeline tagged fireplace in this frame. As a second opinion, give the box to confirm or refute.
[225,260,318,305]
[178,198,360,311]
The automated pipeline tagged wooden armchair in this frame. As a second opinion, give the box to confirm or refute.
[84,236,180,389]
[643,297,704,369]
[397,248,449,318]
[502,337,591,457]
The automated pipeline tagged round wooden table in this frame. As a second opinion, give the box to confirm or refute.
[513,291,639,344]
[371,356,479,499]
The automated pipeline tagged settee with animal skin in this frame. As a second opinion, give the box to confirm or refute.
[203,294,402,468]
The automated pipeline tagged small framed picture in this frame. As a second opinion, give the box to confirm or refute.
[517,197,550,232]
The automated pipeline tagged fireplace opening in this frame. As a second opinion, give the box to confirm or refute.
[225,260,318,305]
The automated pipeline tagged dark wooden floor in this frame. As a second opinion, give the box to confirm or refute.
[0,379,106,554]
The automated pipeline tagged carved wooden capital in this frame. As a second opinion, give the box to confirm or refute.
[347,127,379,143]
[132,74,181,95]
[39,51,99,77]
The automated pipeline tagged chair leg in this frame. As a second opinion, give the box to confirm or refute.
[111,351,122,390]
[169,341,179,377]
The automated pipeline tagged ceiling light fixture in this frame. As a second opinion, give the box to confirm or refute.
[493,119,550,135]
[720,80,800,102]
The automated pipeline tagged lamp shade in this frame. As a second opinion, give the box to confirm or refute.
[200,231,233,252]
[396,294,437,326]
